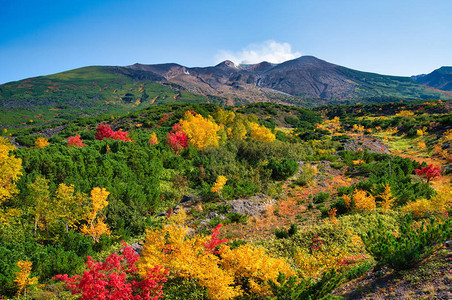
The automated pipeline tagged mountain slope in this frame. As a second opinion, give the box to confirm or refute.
[412,66,452,91]
[0,57,449,126]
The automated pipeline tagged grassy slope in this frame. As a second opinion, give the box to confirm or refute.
[0,66,214,126]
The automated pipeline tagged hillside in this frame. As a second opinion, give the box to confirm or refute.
[1,57,449,126]
[412,66,452,91]
[0,101,450,299]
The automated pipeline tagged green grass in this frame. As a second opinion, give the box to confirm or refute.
[0,66,214,126]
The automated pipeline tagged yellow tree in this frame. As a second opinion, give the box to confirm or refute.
[27,177,51,233]
[179,111,220,149]
[248,122,275,142]
[0,137,22,204]
[377,183,394,211]
[54,183,86,233]
[34,137,50,149]
[80,187,111,242]
[14,260,38,297]
[211,176,227,193]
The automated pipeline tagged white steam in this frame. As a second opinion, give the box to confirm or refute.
[215,40,301,65]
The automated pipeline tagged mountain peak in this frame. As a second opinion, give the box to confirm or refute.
[215,60,238,69]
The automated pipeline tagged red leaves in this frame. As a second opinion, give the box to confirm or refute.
[68,135,86,147]
[414,164,442,183]
[95,124,131,142]
[53,242,168,300]
[166,131,188,155]
[203,224,228,254]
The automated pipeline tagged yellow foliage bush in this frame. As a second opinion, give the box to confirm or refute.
[34,137,50,149]
[403,185,451,218]
[179,112,221,149]
[353,189,376,211]
[0,137,22,204]
[138,211,294,299]
[211,175,227,193]
[248,122,275,142]
[294,246,346,279]
[138,212,241,300]
[395,110,414,117]
[219,244,295,296]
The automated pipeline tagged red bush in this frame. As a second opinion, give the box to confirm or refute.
[414,164,442,183]
[203,224,228,254]
[68,135,86,147]
[53,242,168,300]
[96,124,131,142]
[166,131,188,154]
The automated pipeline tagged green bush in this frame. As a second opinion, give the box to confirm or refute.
[267,158,298,181]
[360,216,451,270]
[267,270,343,300]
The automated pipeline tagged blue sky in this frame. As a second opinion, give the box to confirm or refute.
[0,0,451,84]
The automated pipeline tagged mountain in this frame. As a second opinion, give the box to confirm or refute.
[123,56,446,101]
[0,56,449,126]
[412,66,452,91]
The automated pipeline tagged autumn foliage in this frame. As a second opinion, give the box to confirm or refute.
[96,124,131,142]
[0,137,22,204]
[54,243,168,300]
[34,137,50,149]
[179,111,221,149]
[414,164,442,183]
[14,260,37,296]
[80,187,111,242]
[137,211,294,299]
[68,134,86,147]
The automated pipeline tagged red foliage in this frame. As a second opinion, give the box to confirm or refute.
[158,114,169,126]
[53,242,168,300]
[171,123,182,133]
[166,131,188,154]
[96,124,131,142]
[68,135,86,147]
[311,234,323,252]
[203,224,228,254]
[414,164,442,183]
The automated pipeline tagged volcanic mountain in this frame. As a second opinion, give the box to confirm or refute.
[0,56,449,126]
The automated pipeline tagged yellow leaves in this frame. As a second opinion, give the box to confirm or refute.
[294,246,346,279]
[395,110,414,117]
[0,137,22,204]
[417,142,426,149]
[344,189,376,211]
[248,122,275,142]
[138,211,294,299]
[34,137,49,149]
[352,124,365,132]
[328,208,338,225]
[403,185,451,218]
[14,260,37,296]
[149,132,159,145]
[80,187,111,242]
[219,244,295,296]
[138,212,240,300]
[211,176,227,193]
[179,112,221,150]
[353,189,376,211]
[352,160,365,165]
[377,183,394,211]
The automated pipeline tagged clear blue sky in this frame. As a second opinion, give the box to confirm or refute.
[1,0,451,84]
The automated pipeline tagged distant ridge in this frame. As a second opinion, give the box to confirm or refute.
[412,66,452,91]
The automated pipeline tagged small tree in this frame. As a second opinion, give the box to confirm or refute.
[414,164,442,183]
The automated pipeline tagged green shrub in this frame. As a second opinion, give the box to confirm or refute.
[360,216,451,270]
[266,158,299,181]
[267,270,343,300]
[295,165,315,186]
